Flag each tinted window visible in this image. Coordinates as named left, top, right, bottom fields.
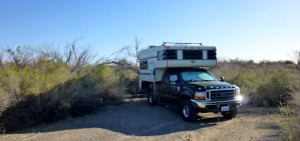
left=183, top=50, right=203, bottom=59
left=207, top=50, right=216, bottom=59
left=162, top=50, right=177, bottom=60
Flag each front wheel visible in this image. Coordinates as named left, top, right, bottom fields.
left=221, top=109, right=237, bottom=119
left=181, top=101, right=198, bottom=122
left=147, top=88, right=158, bottom=106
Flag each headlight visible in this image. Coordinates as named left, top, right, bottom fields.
left=234, top=86, right=243, bottom=101
left=236, top=89, right=240, bottom=96
left=194, top=92, right=206, bottom=100
left=236, top=95, right=243, bottom=101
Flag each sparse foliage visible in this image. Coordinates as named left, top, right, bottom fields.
left=66, top=39, right=93, bottom=74
left=98, top=38, right=142, bottom=73
left=6, top=46, right=32, bottom=70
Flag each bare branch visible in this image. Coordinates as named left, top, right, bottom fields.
left=6, top=46, right=32, bottom=69
left=29, top=45, right=63, bottom=64
left=65, top=38, right=92, bottom=74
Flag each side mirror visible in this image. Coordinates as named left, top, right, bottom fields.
left=220, top=76, right=225, bottom=82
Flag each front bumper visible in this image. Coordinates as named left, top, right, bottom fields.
left=190, top=99, right=241, bottom=113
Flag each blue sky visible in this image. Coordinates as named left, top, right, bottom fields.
left=0, top=0, right=299, bottom=62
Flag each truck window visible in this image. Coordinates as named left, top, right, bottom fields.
left=181, top=71, right=216, bottom=82
left=170, top=74, right=178, bottom=85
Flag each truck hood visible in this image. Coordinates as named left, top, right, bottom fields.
left=186, top=81, right=235, bottom=89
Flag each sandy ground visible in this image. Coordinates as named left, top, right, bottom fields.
left=0, top=98, right=281, bottom=141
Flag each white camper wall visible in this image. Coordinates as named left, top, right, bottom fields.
left=138, top=44, right=217, bottom=84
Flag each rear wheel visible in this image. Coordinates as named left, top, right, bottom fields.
left=181, top=100, right=198, bottom=122
left=221, top=109, right=237, bottom=119
left=147, top=88, right=158, bottom=106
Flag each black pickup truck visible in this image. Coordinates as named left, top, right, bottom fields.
left=146, top=68, right=242, bottom=121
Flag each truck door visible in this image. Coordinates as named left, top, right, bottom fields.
left=166, top=73, right=181, bottom=104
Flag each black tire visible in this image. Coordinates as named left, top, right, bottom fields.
left=147, top=88, right=158, bottom=106
left=181, top=100, right=198, bottom=122
left=221, top=109, right=237, bottom=119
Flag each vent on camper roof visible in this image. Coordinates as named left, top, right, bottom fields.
left=183, top=50, right=203, bottom=59
left=162, top=50, right=177, bottom=60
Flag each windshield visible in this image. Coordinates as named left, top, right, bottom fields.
left=181, top=71, right=217, bottom=82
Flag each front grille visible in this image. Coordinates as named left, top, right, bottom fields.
left=206, top=90, right=235, bottom=101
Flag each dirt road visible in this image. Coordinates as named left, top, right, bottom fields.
left=0, top=98, right=281, bottom=141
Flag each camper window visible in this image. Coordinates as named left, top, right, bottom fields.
left=140, top=60, right=148, bottom=70
left=183, top=50, right=203, bottom=59
left=162, top=50, right=177, bottom=60
left=157, top=51, right=161, bottom=61
left=207, top=50, right=217, bottom=59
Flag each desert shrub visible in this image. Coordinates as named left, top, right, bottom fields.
left=216, top=62, right=300, bottom=106
left=277, top=72, right=300, bottom=140
left=70, top=92, right=101, bottom=117
left=0, top=94, right=70, bottom=133
left=278, top=91, right=300, bottom=141
left=257, top=71, right=295, bottom=106
left=113, top=65, right=139, bottom=94
left=0, top=76, right=102, bottom=133
left=0, top=63, right=136, bottom=133
left=0, top=67, right=21, bottom=102
left=89, top=64, right=125, bottom=104
left=0, top=88, right=11, bottom=114
left=224, top=69, right=268, bottom=93
left=126, top=77, right=139, bottom=94
left=0, top=45, right=139, bottom=133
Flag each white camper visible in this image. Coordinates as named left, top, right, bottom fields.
left=139, top=42, right=217, bottom=90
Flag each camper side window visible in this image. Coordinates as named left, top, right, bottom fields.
left=140, top=60, right=148, bottom=70
left=207, top=50, right=217, bottom=59
left=162, top=50, right=177, bottom=60
left=157, top=51, right=161, bottom=61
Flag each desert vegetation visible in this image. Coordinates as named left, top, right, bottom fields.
left=0, top=42, right=299, bottom=140
left=0, top=42, right=138, bottom=133
left=214, top=57, right=300, bottom=140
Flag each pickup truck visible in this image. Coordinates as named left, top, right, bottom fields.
left=146, top=68, right=242, bottom=121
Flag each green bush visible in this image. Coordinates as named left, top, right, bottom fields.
left=278, top=91, right=300, bottom=141
left=0, top=62, right=137, bottom=133
left=0, top=45, right=141, bottom=133
left=89, top=64, right=126, bottom=104
left=217, top=62, right=299, bottom=106
left=224, top=69, right=268, bottom=93
left=257, top=71, right=297, bottom=106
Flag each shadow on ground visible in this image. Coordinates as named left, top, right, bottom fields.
left=10, top=99, right=229, bottom=136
